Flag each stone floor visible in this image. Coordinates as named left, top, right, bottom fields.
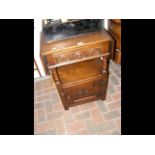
left=34, top=60, right=121, bottom=135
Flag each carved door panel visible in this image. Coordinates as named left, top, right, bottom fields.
left=63, top=80, right=95, bottom=105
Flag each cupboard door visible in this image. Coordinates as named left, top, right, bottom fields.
left=63, top=80, right=95, bottom=105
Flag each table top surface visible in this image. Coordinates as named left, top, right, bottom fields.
left=40, top=28, right=112, bottom=56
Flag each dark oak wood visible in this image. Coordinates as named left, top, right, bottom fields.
left=40, top=30, right=112, bottom=58
left=40, top=29, right=114, bottom=110
left=57, top=58, right=103, bottom=85
left=108, top=19, right=121, bottom=64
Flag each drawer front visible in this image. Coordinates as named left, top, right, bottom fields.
left=63, top=80, right=95, bottom=105
left=46, top=42, right=110, bottom=66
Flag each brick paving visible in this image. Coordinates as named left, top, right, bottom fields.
left=34, top=60, right=121, bottom=135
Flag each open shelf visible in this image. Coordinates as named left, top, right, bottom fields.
left=57, top=58, right=103, bottom=85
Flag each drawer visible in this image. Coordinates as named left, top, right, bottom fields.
left=46, top=42, right=110, bottom=66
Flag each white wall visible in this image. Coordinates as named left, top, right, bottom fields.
left=34, top=19, right=46, bottom=77
left=104, top=19, right=108, bottom=30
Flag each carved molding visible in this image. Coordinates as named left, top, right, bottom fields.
left=53, top=47, right=102, bottom=64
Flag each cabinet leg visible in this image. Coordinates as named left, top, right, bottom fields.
left=64, top=106, right=69, bottom=110
left=101, top=96, right=106, bottom=101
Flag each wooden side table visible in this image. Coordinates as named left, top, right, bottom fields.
left=40, top=29, right=114, bottom=110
